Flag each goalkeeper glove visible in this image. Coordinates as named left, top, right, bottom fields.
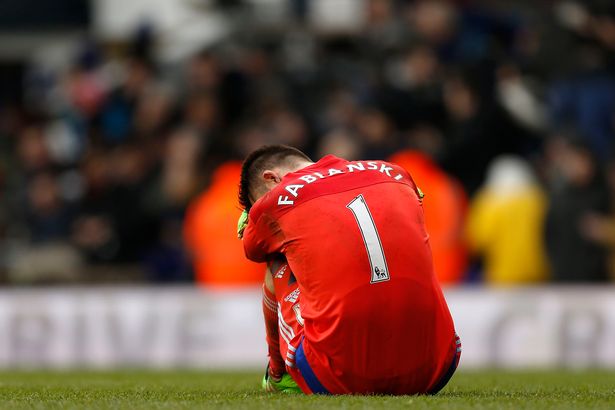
left=261, top=364, right=301, bottom=394
left=237, top=210, right=249, bottom=239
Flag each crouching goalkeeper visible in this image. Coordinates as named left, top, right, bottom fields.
left=238, top=145, right=461, bottom=395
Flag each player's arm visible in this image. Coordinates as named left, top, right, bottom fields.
left=241, top=211, right=283, bottom=263
left=262, top=266, right=301, bottom=394
left=262, top=267, right=285, bottom=380
left=238, top=212, right=284, bottom=374
left=241, top=214, right=301, bottom=393
left=243, top=216, right=270, bottom=262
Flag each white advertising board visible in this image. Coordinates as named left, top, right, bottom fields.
left=0, top=286, right=613, bottom=369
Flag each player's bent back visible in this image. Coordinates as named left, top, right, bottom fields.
left=243, top=155, right=459, bottom=394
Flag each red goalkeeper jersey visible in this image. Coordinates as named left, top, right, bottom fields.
left=244, top=155, right=457, bottom=394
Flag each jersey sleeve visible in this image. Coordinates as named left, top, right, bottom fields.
left=242, top=207, right=284, bottom=263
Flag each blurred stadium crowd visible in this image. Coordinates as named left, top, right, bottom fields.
left=0, top=0, right=615, bottom=286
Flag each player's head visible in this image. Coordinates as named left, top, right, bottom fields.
left=239, top=145, right=313, bottom=211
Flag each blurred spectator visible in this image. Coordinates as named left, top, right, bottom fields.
left=17, top=126, right=51, bottom=173
left=466, top=156, right=549, bottom=285
left=183, top=162, right=264, bottom=286
left=439, top=69, right=537, bottom=195
left=408, top=1, right=458, bottom=56
left=579, top=161, right=615, bottom=281
left=545, top=137, right=610, bottom=282
left=24, top=171, right=74, bottom=243
left=355, top=107, right=399, bottom=158
left=496, top=64, right=547, bottom=134
left=547, top=2, right=615, bottom=160
left=184, top=91, right=220, bottom=136
left=317, top=129, right=362, bottom=161
left=1, top=0, right=614, bottom=286
left=265, top=108, right=309, bottom=150
left=160, top=129, right=202, bottom=208
left=407, top=0, right=520, bottom=64
left=548, top=71, right=615, bottom=161
left=99, top=57, right=155, bottom=143
left=105, top=143, right=159, bottom=262
left=8, top=164, right=83, bottom=283
left=133, top=83, right=175, bottom=139
left=378, top=44, right=445, bottom=131
left=390, top=143, right=468, bottom=284
left=362, top=0, right=408, bottom=57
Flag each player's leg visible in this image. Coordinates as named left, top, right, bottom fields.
left=288, top=338, right=330, bottom=394
left=427, top=333, right=462, bottom=395
left=263, top=258, right=336, bottom=394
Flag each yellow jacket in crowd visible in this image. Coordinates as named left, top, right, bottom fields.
left=466, top=157, right=549, bottom=284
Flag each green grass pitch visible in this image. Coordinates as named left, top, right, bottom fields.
left=0, top=370, right=613, bottom=409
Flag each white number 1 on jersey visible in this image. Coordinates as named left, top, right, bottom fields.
left=347, top=194, right=390, bottom=283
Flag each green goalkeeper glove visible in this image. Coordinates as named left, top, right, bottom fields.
left=261, top=366, right=301, bottom=394
left=237, top=210, right=249, bottom=239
